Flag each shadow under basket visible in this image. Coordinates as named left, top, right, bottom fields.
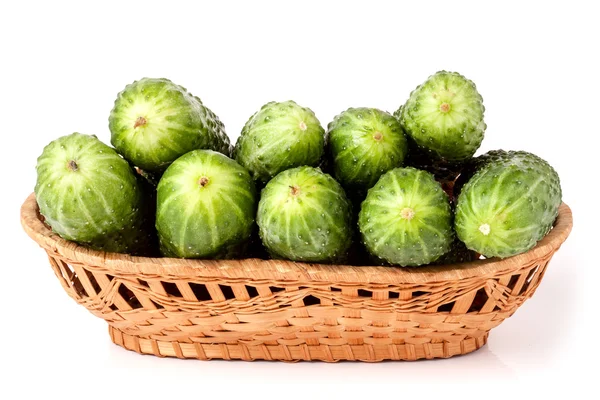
left=21, top=194, right=573, bottom=362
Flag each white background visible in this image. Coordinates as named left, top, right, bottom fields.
left=0, top=0, right=596, bottom=397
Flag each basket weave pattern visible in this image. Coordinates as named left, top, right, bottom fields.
left=21, top=194, right=572, bottom=362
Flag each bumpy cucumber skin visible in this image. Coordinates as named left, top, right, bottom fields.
left=453, top=149, right=513, bottom=197
left=35, top=133, right=152, bottom=255
left=234, top=101, right=325, bottom=184
left=156, top=150, right=257, bottom=259
left=395, top=71, right=486, bottom=161
left=327, top=107, right=408, bottom=194
left=109, top=78, right=231, bottom=172
left=455, top=150, right=562, bottom=258
left=358, top=167, right=453, bottom=266
left=257, top=166, right=353, bottom=263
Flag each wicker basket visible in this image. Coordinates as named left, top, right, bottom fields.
left=20, top=193, right=572, bottom=362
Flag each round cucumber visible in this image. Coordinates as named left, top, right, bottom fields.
left=35, top=133, right=152, bottom=254
left=396, top=71, right=486, bottom=161
left=109, top=78, right=231, bottom=172
left=156, top=150, right=257, bottom=258
left=257, top=166, right=352, bottom=262
left=327, top=107, right=408, bottom=193
left=358, top=167, right=453, bottom=266
left=234, top=101, right=325, bottom=184
left=455, top=150, right=562, bottom=258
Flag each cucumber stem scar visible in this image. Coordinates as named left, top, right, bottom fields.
left=290, top=185, right=300, bottom=196
left=440, top=103, right=451, bottom=113
left=479, top=223, right=491, bottom=235
left=67, top=160, right=78, bottom=171
left=400, top=207, right=415, bottom=220
left=373, top=132, right=383, bottom=141
left=298, top=121, right=307, bottom=131
left=134, top=116, right=147, bottom=128
left=198, top=176, right=210, bottom=187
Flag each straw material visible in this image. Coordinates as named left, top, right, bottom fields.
left=20, top=193, right=572, bottom=362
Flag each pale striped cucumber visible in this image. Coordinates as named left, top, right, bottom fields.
left=358, top=167, right=453, bottom=266
left=234, top=101, right=325, bottom=184
left=109, top=78, right=231, bottom=172
left=395, top=71, right=486, bottom=161
left=455, top=150, right=562, bottom=258
left=35, top=133, right=153, bottom=254
left=327, top=107, right=408, bottom=193
left=257, top=166, right=352, bottom=262
left=156, top=150, right=257, bottom=258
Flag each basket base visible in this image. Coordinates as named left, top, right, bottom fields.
left=108, top=326, right=488, bottom=362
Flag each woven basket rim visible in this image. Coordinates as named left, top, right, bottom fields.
left=20, top=193, right=573, bottom=284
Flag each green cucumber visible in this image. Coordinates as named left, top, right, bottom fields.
left=257, top=166, right=353, bottom=262
left=455, top=150, right=562, bottom=258
left=359, top=167, right=453, bottom=266
left=156, top=150, right=257, bottom=258
left=109, top=78, right=231, bottom=172
left=234, top=101, right=325, bottom=184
